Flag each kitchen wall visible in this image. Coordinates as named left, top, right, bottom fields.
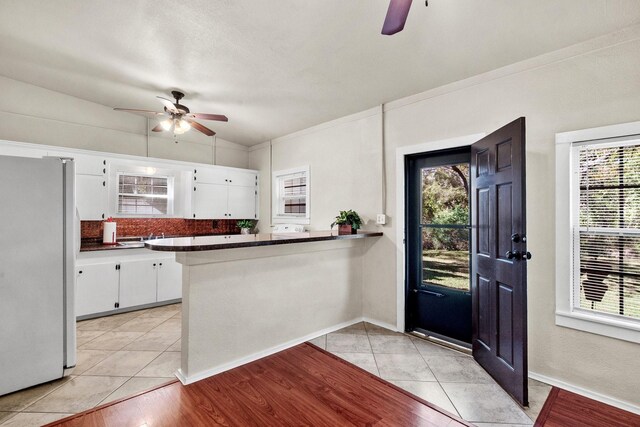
left=0, top=75, right=249, bottom=168
left=249, top=25, right=640, bottom=408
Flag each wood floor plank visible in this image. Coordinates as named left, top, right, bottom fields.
left=45, top=343, right=470, bottom=427
left=535, top=387, right=640, bottom=427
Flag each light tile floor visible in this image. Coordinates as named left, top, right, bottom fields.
left=0, top=306, right=550, bottom=427
left=0, top=303, right=181, bottom=427
left=308, top=322, right=552, bottom=426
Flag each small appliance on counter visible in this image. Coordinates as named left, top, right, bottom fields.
left=272, top=224, right=305, bottom=233
left=103, top=217, right=117, bottom=245
left=0, top=155, right=76, bottom=396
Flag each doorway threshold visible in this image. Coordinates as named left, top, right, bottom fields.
left=409, top=329, right=472, bottom=355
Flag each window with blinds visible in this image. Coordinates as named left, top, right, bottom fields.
left=117, top=174, right=171, bottom=215
left=574, top=143, right=640, bottom=322
left=272, top=166, right=310, bottom=223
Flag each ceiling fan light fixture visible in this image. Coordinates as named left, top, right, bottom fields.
left=159, top=118, right=172, bottom=131
left=177, top=119, right=191, bottom=132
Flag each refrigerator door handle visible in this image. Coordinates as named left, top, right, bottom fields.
left=62, top=159, right=77, bottom=368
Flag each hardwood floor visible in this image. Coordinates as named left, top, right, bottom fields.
left=44, top=343, right=471, bottom=426
left=535, top=387, right=640, bottom=427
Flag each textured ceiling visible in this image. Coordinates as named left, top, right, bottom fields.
left=0, top=0, right=639, bottom=145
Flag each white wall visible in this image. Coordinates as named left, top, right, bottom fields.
left=0, top=75, right=249, bottom=167
left=249, top=26, right=640, bottom=408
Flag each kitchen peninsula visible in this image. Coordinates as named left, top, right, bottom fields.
left=146, top=231, right=382, bottom=384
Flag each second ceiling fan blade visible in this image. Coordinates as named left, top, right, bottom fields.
left=186, top=119, right=216, bottom=136
left=151, top=124, right=164, bottom=132
left=382, top=0, right=413, bottom=35
left=187, top=113, right=229, bottom=122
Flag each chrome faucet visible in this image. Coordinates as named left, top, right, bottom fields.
left=148, top=233, right=154, bottom=240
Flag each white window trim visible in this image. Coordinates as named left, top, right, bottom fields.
left=272, top=165, right=310, bottom=225
left=555, top=120, right=640, bottom=344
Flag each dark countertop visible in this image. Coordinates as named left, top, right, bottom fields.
left=144, top=231, right=383, bottom=252
left=80, top=233, right=238, bottom=252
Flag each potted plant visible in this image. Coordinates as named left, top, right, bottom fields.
left=331, top=210, right=363, bottom=235
left=237, top=219, right=255, bottom=235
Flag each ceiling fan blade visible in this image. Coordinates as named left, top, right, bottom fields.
left=186, top=119, right=216, bottom=136
left=187, top=113, right=229, bottom=122
left=382, top=0, right=413, bottom=35
left=157, top=96, right=178, bottom=113
left=151, top=124, right=164, bottom=132
left=114, top=108, right=164, bottom=117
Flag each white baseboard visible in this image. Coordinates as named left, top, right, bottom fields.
left=362, top=316, right=398, bottom=332
left=177, top=317, right=364, bottom=385
left=529, top=371, right=640, bottom=415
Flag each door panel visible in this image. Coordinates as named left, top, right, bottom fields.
left=76, top=263, right=119, bottom=316
left=119, top=260, right=157, bottom=308
left=157, top=258, right=182, bottom=301
left=192, top=182, right=228, bottom=219
left=76, top=174, right=107, bottom=220
left=228, top=185, right=256, bottom=219
left=471, top=117, right=528, bottom=406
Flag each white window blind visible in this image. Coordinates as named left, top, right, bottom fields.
left=117, top=174, right=170, bottom=215
left=574, top=143, right=640, bottom=322
left=272, top=166, right=310, bottom=224
left=280, top=172, right=307, bottom=215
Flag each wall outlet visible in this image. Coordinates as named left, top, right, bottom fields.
left=376, top=214, right=387, bottom=225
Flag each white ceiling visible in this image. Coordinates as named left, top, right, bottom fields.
left=0, top=0, right=639, bottom=146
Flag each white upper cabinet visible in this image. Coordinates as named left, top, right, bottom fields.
left=0, top=140, right=258, bottom=221
left=76, top=174, right=107, bottom=220
left=192, top=183, right=228, bottom=219
left=228, top=185, right=257, bottom=219
left=70, top=154, right=108, bottom=176
left=190, top=167, right=258, bottom=219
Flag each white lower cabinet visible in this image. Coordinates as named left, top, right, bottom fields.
left=157, top=260, right=182, bottom=301
left=76, top=262, right=120, bottom=317
left=119, top=260, right=158, bottom=309
left=76, top=250, right=182, bottom=318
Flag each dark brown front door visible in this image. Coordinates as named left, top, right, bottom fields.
left=471, top=117, right=529, bottom=406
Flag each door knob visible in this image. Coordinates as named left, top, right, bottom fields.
left=523, top=251, right=532, bottom=260
left=506, top=250, right=522, bottom=260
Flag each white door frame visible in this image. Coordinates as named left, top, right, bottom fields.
left=394, top=133, right=486, bottom=332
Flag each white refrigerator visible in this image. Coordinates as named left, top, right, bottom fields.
left=0, top=155, right=76, bottom=396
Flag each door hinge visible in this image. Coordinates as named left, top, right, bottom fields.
left=115, top=264, right=121, bottom=270
left=114, top=302, right=120, bottom=308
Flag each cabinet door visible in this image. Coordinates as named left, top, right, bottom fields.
left=192, top=182, right=228, bottom=219
left=119, top=260, right=158, bottom=309
left=76, top=174, right=108, bottom=220
left=76, top=263, right=119, bottom=317
left=72, top=154, right=107, bottom=176
left=227, top=185, right=256, bottom=219
left=227, top=170, right=257, bottom=187
left=157, top=259, right=182, bottom=301
left=193, top=167, right=228, bottom=185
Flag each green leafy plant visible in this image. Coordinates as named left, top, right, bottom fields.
left=237, top=219, right=255, bottom=229
left=330, top=210, right=363, bottom=230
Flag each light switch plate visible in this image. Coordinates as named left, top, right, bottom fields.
left=376, top=214, right=387, bottom=225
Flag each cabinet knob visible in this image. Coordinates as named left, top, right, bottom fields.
left=153, top=263, right=156, bottom=267
left=193, top=214, right=196, bottom=218
left=78, top=270, right=83, bottom=274
left=159, top=263, right=163, bottom=266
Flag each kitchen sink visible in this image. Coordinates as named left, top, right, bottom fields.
left=117, top=241, right=146, bottom=248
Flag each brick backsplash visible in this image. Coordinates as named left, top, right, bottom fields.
left=81, top=218, right=240, bottom=239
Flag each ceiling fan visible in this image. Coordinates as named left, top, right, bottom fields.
left=382, top=0, right=426, bottom=35
left=114, top=91, right=228, bottom=136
